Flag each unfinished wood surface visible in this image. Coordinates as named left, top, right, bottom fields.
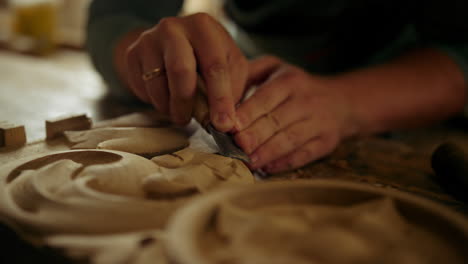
left=1, top=110, right=468, bottom=264
left=0, top=122, right=26, bottom=148
left=0, top=121, right=254, bottom=264
left=0, top=147, right=253, bottom=234
left=46, top=230, right=168, bottom=264
left=46, top=114, right=92, bottom=139
left=0, top=111, right=173, bottom=165
left=147, top=147, right=253, bottom=198
left=0, top=111, right=255, bottom=264
left=167, top=181, right=468, bottom=264
left=64, top=127, right=190, bottom=157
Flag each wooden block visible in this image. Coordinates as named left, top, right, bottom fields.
left=0, top=122, right=27, bottom=148
left=46, top=114, right=92, bottom=140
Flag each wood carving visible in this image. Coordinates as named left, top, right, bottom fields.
left=1, top=150, right=178, bottom=233
left=46, top=231, right=168, bottom=264
left=0, top=129, right=254, bottom=263
left=64, top=127, right=189, bottom=157
left=46, top=114, right=92, bottom=139
left=0, top=122, right=26, bottom=148
left=166, top=181, right=468, bottom=264
left=2, top=111, right=468, bottom=264
left=147, top=148, right=253, bottom=197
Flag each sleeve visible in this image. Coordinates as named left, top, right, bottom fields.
left=413, top=0, right=468, bottom=84
left=86, top=0, right=184, bottom=97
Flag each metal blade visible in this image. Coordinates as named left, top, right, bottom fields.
left=206, top=124, right=250, bottom=163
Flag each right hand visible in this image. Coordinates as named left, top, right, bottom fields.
left=124, top=13, right=248, bottom=132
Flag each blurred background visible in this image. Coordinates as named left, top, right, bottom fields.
left=0, top=0, right=90, bottom=53
left=0, top=0, right=218, bottom=141
left=0, top=0, right=104, bottom=142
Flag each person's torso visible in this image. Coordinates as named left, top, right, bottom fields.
left=225, top=0, right=414, bottom=73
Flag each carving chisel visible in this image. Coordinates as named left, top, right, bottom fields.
left=193, top=78, right=250, bottom=163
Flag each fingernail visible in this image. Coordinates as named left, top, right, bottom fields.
left=215, top=112, right=233, bottom=131
left=243, top=134, right=257, bottom=155
left=235, top=118, right=243, bottom=131
left=250, top=153, right=259, bottom=165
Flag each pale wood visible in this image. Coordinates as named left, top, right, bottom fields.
left=64, top=127, right=189, bottom=157
left=0, top=122, right=26, bottom=148
left=45, top=114, right=92, bottom=139
left=0, top=112, right=190, bottom=164
left=46, top=230, right=169, bottom=264
left=2, top=110, right=467, bottom=264
left=0, top=146, right=254, bottom=263
left=147, top=147, right=254, bottom=197
left=166, top=180, right=468, bottom=264
left=0, top=136, right=72, bottom=165
left=0, top=111, right=255, bottom=264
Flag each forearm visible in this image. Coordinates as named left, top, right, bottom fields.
left=329, top=48, right=467, bottom=135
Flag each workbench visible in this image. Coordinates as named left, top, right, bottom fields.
left=1, top=50, right=467, bottom=263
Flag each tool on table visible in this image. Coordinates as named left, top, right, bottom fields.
left=431, top=142, right=468, bottom=203
left=193, top=78, right=250, bottom=163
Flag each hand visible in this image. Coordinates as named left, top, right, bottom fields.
left=234, top=56, right=357, bottom=173
left=124, top=13, right=248, bottom=132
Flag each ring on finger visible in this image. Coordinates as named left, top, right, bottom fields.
left=142, top=67, right=165, bottom=81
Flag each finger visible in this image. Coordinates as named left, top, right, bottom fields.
left=145, top=71, right=170, bottom=114
left=197, top=14, right=247, bottom=105
left=163, top=30, right=197, bottom=125
left=187, top=13, right=235, bottom=132
left=249, top=119, right=319, bottom=169
left=235, top=98, right=309, bottom=154
left=247, top=55, right=282, bottom=87
left=264, top=137, right=338, bottom=173
left=235, top=71, right=291, bottom=131
left=228, top=48, right=249, bottom=105
left=125, top=44, right=151, bottom=103
left=139, top=33, right=170, bottom=114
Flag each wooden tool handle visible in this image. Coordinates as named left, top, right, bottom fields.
left=193, top=78, right=210, bottom=127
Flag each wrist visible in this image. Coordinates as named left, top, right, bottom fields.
left=315, top=75, right=362, bottom=140
left=322, top=48, right=468, bottom=136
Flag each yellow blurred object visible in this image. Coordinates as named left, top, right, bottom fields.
left=11, top=0, right=58, bottom=55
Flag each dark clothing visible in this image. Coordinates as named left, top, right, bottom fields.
left=87, top=0, right=468, bottom=95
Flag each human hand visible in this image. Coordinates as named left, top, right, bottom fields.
left=124, top=13, right=248, bottom=132
left=234, top=56, right=357, bottom=173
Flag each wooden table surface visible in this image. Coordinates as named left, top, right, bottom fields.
left=0, top=49, right=147, bottom=142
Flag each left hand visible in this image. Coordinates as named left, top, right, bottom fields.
left=234, top=56, right=357, bottom=173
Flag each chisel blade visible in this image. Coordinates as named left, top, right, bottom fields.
left=206, top=124, right=250, bottom=163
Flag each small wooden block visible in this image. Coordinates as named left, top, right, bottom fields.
left=0, top=122, right=27, bottom=148
left=46, top=114, right=92, bottom=140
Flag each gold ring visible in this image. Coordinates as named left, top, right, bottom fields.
left=142, top=67, right=165, bottom=81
